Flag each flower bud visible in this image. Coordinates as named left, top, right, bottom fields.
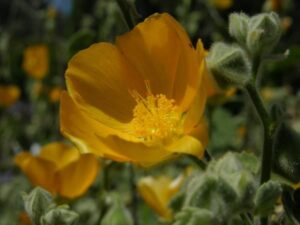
left=207, top=43, right=251, bottom=86
left=254, top=181, right=282, bottom=216
left=23, top=187, right=53, bottom=225
left=173, top=208, right=215, bottom=225
left=101, top=195, right=133, bottom=225
left=229, top=13, right=250, bottom=45
left=246, top=12, right=282, bottom=57
left=41, top=206, right=79, bottom=225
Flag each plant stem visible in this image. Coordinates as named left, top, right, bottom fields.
left=245, top=81, right=274, bottom=184
left=116, top=0, right=139, bottom=30
left=245, top=80, right=277, bottom=225
left=188, top=155, right=207, bottom=170
left=129, top=164, right=139, bottom=225
left=241, top=213, right=253, bottom=225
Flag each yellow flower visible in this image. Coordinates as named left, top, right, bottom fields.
left=60, top=13, right=208, bottom=167
left=265, top=0, right=282, bottom=11
left=23, top=45, right=49, bottom=79
left=137, top=175, right=184, bottom=220
left=211, top=0, right=233, bottom=10
left=19, top=212, right=31, bottom=225
left=49, top=86, right=63, bottom=103
left=0, top=85, right=20, bottom=107
left=14, top=142, right=99, bottom=199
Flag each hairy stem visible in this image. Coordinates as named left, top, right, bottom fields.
left=245, top=80, right=276, bottom=225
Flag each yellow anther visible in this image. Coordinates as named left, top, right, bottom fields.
left=130, top=86, right=183, bottom=146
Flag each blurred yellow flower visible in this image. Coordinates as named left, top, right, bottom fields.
left=211, top=0, right=233, bottom=9
left=0, top=85, right=20, bottom=107
left=23, top=45, right=49, bottom=79
left=264, top=0, right=282, bottom=11
left=19, top=212, right=31, bottom=225
left=60, top=13, right=208, bottom=167
left=137, top=175, right=184, bottom=220
left=49, top=86, right=63, bottom=103
left=14, top=142, right=99, bottom=199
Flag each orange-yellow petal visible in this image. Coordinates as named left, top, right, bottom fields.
left=61, top=92, right=169, bottom=166
left=66, top=42, right=144, bottom=124
left=39, top=142, right=79, bottom=169
left=116, top=13, right=201, bottom=111
left=188, top=119, right=209, bottom=147
left=57, top=154, right=99, bottom=198
left=166, top=135, right=205, bottom=159
left=138, top=176, right=173, bottom=220
left=162, top=14, right=203, bottom=111
left=183, top=56, right=207, bottom=132
left=60, top=92, right=138, bottom=161
left=15, top=152, right=57, bottom=194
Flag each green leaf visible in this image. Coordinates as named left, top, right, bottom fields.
left=282, top=186, right=300, bottom=225
left=209, top=108, right=243, bottom=157
left=101, top=194, right=133, bottom=225
left=273, top=123, right=300, bottom=182
left=173, top=208, right=216, bottom=225
left=254, top=181, right=282, bottom=216
left=22, top=187, right=53, bottom=225
left=41, top=206, right=79, bottom=225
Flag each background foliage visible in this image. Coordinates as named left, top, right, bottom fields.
left=0, top=0, right=300, bottom=225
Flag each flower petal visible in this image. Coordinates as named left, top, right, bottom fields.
left=116, top=13, right=182, bottom=99
left=183, top=61, right=207, bottom=132
left=60, top=92, right=133, bottom=161
left=188, top=119, right=209, bottom=147
left=15, top=152, right=57, bottom=194
left=162, top=14, right=203, bottom=111
left=166, top=135, right=205, bottom=159
left=66, top=42, right=144, bottom=124
left=39, top=142, right=79, bottom=170
left=138, top=176, right=173, bottom=219
left=99, top=136, right=173, bottom=167
left=57, top=154, right=99, bottom=198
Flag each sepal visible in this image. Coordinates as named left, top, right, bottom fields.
left=254, top=180, right=282, bottom=216
left=207, top=43, right=251, bottom=86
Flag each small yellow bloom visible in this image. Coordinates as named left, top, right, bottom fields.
left=60, top=13, right=208, bottom=166
left=23, top=45, right=49, bottom=79
left=19, top=212, right=31, bottom=225
left=137, top=175, right=184, bottom=220
left=14, top=142, right=99, bottom=199
left=211, top=0, right=233, bottom=10
left=293, top=183, right=300, bottom=190
left=49, top=86, right=63, bottom=103
left=0, top=85, right=20, bottom=107
left=265, top=0, right=282, bottom=11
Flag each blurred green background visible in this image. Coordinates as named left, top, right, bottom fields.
left=0, top=0, right=300, bottom=224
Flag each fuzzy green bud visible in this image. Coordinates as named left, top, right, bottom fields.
left=246, top=12, right=282, bottom=57
left=254, top=181, right=282, bottom=216
left=41, top=206, right=79, bottom=225
left=207, top=43, right=251, bottom=86
left=23, top=187, right=53, bottom=225
left=101, top=197, right=133, bottom=225
left=229, top=13, right=249, bottom=45
left=173, top=208, right=216, bottom=225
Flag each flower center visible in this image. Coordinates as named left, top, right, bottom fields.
left=130, top=83, right=183, bottom=146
